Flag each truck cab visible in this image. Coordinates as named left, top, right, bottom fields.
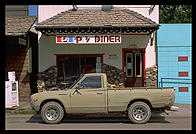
left=69, top=73, right=108, bottom=113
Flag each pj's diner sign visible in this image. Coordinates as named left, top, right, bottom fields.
left=56, top=35, right=121, bottom=44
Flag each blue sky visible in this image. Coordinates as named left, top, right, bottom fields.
left=28, top=5, right=38, bottom=24
left=28, top=5, right=37, bottom=16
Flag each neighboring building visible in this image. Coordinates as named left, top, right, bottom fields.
left=35, top=5, right=159, bottom=89
left=5, top=5, right=29, bottom=16
left=157, top=24, right=192, bottom=104
left=5, top=5, right=38, bottom=103
left=6, top=5, right=37, bottom=17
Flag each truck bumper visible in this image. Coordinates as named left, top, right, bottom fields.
left=30, top=96, right=34, bottom=109
left=30, top=96, right=40, bottom=111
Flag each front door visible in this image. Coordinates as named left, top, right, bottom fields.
left=123, top=50, right=144, bottom=87
left=70, top=75, right=107, bottom=113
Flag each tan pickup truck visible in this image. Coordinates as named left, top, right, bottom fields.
left=30, top=73, right=175, bottom=124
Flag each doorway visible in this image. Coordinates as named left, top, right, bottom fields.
left=122, top=49, right=145, bottom=87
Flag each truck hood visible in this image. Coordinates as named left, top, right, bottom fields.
left=31, top=89, right=71, bottom=99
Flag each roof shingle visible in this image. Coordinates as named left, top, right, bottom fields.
left=5, top=16, right=37, bottom=36
left=36, top=8, right=159, bottom=29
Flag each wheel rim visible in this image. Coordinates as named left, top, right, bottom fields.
left=45, top=105, right=60, bottom=121
left=132, top=105, right=148, bottom=121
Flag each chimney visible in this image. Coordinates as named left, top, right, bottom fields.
left=101, top=5, right=113, bottom=11
left=72, top=5, right=78, bottom=11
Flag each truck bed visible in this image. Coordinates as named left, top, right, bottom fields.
left=107, top=87, right=175, bottom=112
left=107, top=87, right=174, bottom=90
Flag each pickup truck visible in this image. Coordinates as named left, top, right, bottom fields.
left=30, top=73, right=175, bottom=124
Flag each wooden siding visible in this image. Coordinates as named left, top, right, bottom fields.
left=5, top=5, right=28, bottom=16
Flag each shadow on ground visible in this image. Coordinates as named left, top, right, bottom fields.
left=26, top=113, right=170, bottom=124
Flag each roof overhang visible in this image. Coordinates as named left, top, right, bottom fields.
left=35, top=25, right=159, bottom=36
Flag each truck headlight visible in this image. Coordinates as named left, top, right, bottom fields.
left=33, top=98, right=38, bottom=102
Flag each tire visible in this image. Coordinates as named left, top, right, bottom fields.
left=41, top=101, right=64, bottom=124
left=128, top=101, right=151, bottom=124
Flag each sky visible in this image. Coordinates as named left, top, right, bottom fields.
left=28, top=5, right=38, bottom=24
left=28, top=5, right=37, bottom=16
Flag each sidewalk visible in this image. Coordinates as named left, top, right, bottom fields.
left=7, top=101, right=192, bottom=119
left=166, top=103, right=192, bottom=118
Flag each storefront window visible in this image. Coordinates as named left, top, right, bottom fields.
left=57, top=55, right=102, bottom=84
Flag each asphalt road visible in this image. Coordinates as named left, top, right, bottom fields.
left=5, top=104, right=192, bottom=130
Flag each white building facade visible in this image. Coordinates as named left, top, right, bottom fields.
left=36, top=5, right=159, bottom=88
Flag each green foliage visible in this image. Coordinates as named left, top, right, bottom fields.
left=6, top=109, right=37, bottom=114
left=159, top=5, right=192, bottom=23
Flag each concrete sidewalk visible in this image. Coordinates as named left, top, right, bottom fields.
left=166, top=103, right=192, bottom=118
left=8, top=102, right=192, bottom=119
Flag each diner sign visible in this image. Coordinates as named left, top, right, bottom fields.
left=56, top=35, right=121, bottom=44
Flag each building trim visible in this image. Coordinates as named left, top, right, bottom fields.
left=178, top=72, right=189, bottom=77
left=178, top=56, right=188, bottom=62
left=55, top=53, right=104, bottom=67
left=179, top=87, right=189, bottom=92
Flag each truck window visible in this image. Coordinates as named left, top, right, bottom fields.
left=79, top=76, right=102, bottom=89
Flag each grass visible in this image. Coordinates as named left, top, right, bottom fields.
left=6, top=108, right=37, bottom=114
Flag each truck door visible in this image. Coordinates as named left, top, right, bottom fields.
left=70, top=75, right=107, bottom=113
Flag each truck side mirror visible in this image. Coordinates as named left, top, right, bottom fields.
left=76, top=83, right=81, bottom=89
left=72, top=83, right=81, bottom=95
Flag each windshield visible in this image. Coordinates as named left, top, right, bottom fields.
left=69, top=74, right=84, bottom=89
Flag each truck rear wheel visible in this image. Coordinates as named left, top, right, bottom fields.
left=41, top=101, right=64, bottom=124
left=128, top=101, right=151, bottom=124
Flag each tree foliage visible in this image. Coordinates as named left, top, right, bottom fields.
left=159, top=5, right=192, bottom=23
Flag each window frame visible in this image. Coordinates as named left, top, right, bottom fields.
left=135, top=53, right=142, bottom=77
left=78, top=76, right=103, bottom=89
left=125, top=53, right=133, bottom=77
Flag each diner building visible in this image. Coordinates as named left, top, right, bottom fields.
left=35, top=5, right=159, bottom=89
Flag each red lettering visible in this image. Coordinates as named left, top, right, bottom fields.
left=95, top=36, right=100, bottom=42
left=76, top=36, right=82, bottom=43
left=115, top=36, right=120, bottom=42
left=57, top=36, right=62, bottom=43
left=101, top=36, right=104, bottom=42
left=109, top=36, right=114, bottom=42
left=85, top=36, right=90, bottom=43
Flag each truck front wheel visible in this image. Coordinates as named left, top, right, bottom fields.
left=41, top=101, right=64, bottom=124
left=128, top=101, right=151, bottom=124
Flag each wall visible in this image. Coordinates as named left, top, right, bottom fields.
left=5, top=37, right=31, bottom=102
left=38, top=34, right=151, bottom=72
left=5, top=5, right=28, bottom=16
left=157, top=24, right=192, bottom=104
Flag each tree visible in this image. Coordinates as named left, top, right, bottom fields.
left=159, top=5, right=192, bottom=23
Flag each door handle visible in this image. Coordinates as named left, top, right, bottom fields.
left=96, top=92, right=103, bottom=95
left=124, top=66, right=126, bottom=72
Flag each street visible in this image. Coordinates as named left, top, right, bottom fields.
left=5, top=104, right=191, bottom=130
